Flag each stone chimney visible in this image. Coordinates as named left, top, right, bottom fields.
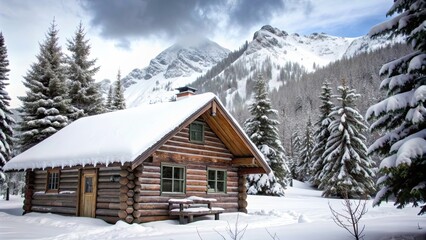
left=176, top=86, right=197, bottom=100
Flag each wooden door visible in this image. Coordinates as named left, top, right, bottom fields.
left=79, top=169, right=97, bottom=217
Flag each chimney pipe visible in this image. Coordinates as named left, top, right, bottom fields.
left=176, top=86, right=197, bottom=100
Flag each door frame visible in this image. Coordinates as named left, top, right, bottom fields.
left=77, top=168, right=98, bottom=217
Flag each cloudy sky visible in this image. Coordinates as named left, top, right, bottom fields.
left=1, top=0, right=392, bottom=107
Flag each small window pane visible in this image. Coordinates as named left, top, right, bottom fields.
left=217, top=182, right=225, bottom=192
left=174, top=180, right=184, bottom=192
left=208, top=170, right=215, bottom=180
left=162, top=179, right=172, bottom=192
left=85, top=177, right=93, bottom=193
left=163, top=166, right=172, bottom=178
left=174, top=167, right=183, bottom=179
left=217, top=171, right=225, bottom=180
left=208, top=180, right=215, bottom=189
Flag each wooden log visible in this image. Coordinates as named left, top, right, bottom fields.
left=127, top=173, right=135, bottom=181
left=120, top=185, right=129, bottom=193
left=134, top=191, right=160, bottom=198
left=126, top=181, right=135, bottom=189
left=96, top=215, right=120, bottom=224
left=96, top=208, right=119, bottom=216
left=97, top=197, right=120, bottom=203
left=137, top=178, right=160, bottom=185
left=126, top=198, right=134, bottom=206
left=98, top=182, right=120, bottom=189
left=142, top=165, right=160, bottom=173
left=140, top=172, right=160, bottom=179
left=96, top=202, right=121, bottom=210
left=98, top=189, right=120, bottom=197
left=137, top=209, right=168, bottom=216
left=186, top=174, right=207, bottom=181
left=133, top=195, right=170, bottom=203
left=133, top=209, right=143, bottom=218
left=238, top=200, right=247, bottom=208
left=125, top=207, right=134, bottom=214
left=126, top=190, right=135, bottom=198
left=133, top=202, right=169, bottom=210
left=134, top=170, right=144, bottom=178
left=140, top=184, right=160, bottom=191
left=119, top=169, right=129, bottom=177
left=119, top=177, right=129, bottom=185
left=186, top=180, right=207, bottom=186
left=32, top=199, right=76, bottom=207
left=32, top=193, right=77, bottom=200
left=134, top=185, right=142, bottom=193
left=31, top=206, right=76, bottom=215
left=118, top=210, right=128, bottom=219
left=238, top=192, right=247, bottom=200
left=125, top=215, right=134, bottom=223
left=186, top=186, right=206, bottom=192
left=119, top=194, right=128, bottom=202
left=120, top=202, right=128, bottom=210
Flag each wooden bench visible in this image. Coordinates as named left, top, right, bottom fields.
left=168, top=196, right=225, bottom=224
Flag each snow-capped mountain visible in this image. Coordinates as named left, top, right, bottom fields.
left=121, top=25, right=400, bottom=109
left=121, top=38, right=229, bottom=107
left=246, top=25, right=354, bottom=71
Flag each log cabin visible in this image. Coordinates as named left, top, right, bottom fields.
left=4, top=88, right=271, bottom=224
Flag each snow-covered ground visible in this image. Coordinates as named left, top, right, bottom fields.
left=0, top=181, right=424, bottom=240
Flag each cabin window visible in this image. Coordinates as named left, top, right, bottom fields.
left=46, top=169, right=60, bottom=192
left=207, top=169, right=226, bottom=193
left=189, top=121, right=204, bottom=143
left=161, top=165, right=185, bottom=193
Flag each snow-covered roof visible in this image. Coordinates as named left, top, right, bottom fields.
left=5, top=93, right=270, bottom=172
left=5, top=93, right=215, bottom=170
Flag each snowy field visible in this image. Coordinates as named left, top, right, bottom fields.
left=0, top=181, right=424, bottom=240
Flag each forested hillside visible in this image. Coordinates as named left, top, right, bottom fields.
left=194, top=43, right=412, bottom=153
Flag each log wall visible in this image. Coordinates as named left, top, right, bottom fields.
left=31, top=169, right=79, bottom=216
left=95, top=166, right=121, bottom=223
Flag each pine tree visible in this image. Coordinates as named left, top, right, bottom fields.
left=244, top=73, right=290, bottom=196
left=366, top=0, right=426, bottom=214
left=67, top=22, right=104, bottom=118
left=112, top=70, right=126, bottom=110
left=311, top=81, right=334, bottom=187
left=18, top=21, right=72, bottom=151
left=321, top=83, right=375, bottom=198
left=106, top=85, right=113, bottom=111
left=295, top=118, right=314, bottom=182
left=0, top=32, right=14, bottom=176
left=288, top=130, right=301, bottom=179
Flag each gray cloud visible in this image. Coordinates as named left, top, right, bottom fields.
left=80, top=0, right=311, bottom=48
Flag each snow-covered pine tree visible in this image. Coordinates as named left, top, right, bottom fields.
left=18, top=21, right=72, bottom=151
left=311, top=81, right=334, bottom=187
left=106, top=85, right=113, bottom=111
left=244, top=73, right=290, bottom=196
left=295, top=117, right=314, bottom=182
left=288, top=130, right=301, bottom=179
left=67, top=22, right=105, bottom=118
left=321, top=82, right=375, bottom=198
left=366, top=0, right=426, bottom=214
left=112, top=70, right=126, bottom=110
left=0, top=32, right=14, bottom=178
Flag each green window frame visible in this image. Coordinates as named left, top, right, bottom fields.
left=189, top=121, right=204, bottom=143
left=161, top=164, right=186, bottom=194
left=207, top=169, right=227, bottom=193
left=46, top=169, right=60, bottom=192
